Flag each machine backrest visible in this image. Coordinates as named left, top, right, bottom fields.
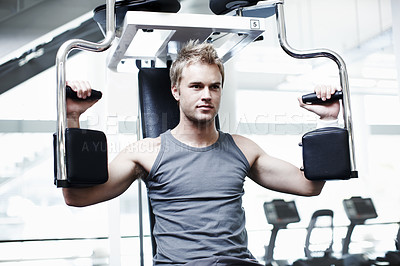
left=138, top=66, right=180, bottom=138
left=137, top=64, right=177, bottom=256
left=209, top=0, right=262, bottom=15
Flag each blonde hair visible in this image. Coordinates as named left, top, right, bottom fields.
left=170, top=40, right=224, bottom=88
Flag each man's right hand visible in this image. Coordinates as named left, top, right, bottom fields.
left=66, top=80, right=100, bottom=128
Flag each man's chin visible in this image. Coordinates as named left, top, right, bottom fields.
left=189, top=115, right=216, bottom=125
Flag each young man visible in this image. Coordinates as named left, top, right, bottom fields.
left=64, top=41, right=340, bottom=265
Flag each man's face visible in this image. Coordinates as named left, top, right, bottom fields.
left=172, top=62, right=222, bottom=125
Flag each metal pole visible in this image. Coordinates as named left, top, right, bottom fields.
left=136, top=107, right=145, bottom=266
left=55, top=0, right=116, bottom=186
left=275, top=3, right=357, bottom=177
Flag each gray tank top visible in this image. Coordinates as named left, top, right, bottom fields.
left=145, top=130, right=254, bottom=265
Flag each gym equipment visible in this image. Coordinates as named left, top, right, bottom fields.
left=301, top=91, right=343, bottom=105
left=300, top=89, right=354, bottom=181
left=105, top=7, right=266, bottom=69
left=374, top=225, right=400, bottom=265
left=53, top=86, right=106, bottom=186
left=293, top=209, right=343, bottom=266
left=376, top=251, right=400, bottom=265
left=341, top=196, right=378, bottom=266
left=342, top=196, right=378, bottom=256
left=301, top=126, right=352, bottom=181
left=278, top=0, right=357, bottom=181
left=137, top=63, right=178, bottom=257
left=93, top=0, right=181, bottom=36
left=209, top=0, right=276, bottom=18
left=54, top=0, right=116, bottom=187
left=102, top=0, right=357, bottom=182
left=274, top=0, right=357, bottom=181
left=213, top=0, right=359, bottom=181
left=54, top=0, right=359, bottom=263
left=65, top=85, right=103, bottom=101
left=263, top=199, right=300, bottom=265
left=305, top=210, right=335, bottom=259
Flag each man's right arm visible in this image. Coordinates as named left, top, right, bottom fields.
left=62, top=81, right=148, bottom=207
left=62, top=144, right=147, bottom=207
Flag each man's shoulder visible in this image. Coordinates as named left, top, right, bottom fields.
left=134, top=136, right=161, bottom=154
left=229, top=134, right=263, bottom=166
left=230, top=134, right=255, bottom=146
left=122, top=137, right=161, bottom=173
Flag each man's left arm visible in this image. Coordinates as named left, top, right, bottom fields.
left=236, top=136, right=325, bottom=196
left=238, top=85, right=341, bottom=196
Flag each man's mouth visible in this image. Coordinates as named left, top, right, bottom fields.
left=197, top=105, right=213, bottom=110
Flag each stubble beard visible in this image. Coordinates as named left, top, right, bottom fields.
left=182, top=108, right=217, bottom=128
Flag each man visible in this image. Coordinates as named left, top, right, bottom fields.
left=63, top=41, right=340, bottom=265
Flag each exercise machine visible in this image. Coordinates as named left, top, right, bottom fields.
left=263, top=199, right=300, bottom=265
left=293, top=209, right=343, bottom=266
left=342, top=196, right=378, bottom=256
left=53, top=0, right=359, bottom=188
left=374, top=223, right=400, bottom=265
left=53, top=0, right=359, bottom=264
left=341, top=196, right=378, bottom=266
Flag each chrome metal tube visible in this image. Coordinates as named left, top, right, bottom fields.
left=55, top=0, right=116, bottom=184
left=275, top=3, right=357, bottom=175
left=137, top=102, right=144, bottom=266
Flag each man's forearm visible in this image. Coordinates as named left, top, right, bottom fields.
left=67, top=113, right=80, bottom=128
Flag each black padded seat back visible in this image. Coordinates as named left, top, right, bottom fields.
left=137, top=65, right=177, bottom=256
left=138, top=66, right=180, bottom=139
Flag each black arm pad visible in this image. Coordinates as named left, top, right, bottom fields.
left=53, top=128, right=108, bottom=187
left=302, top=127, right=352, bottom=180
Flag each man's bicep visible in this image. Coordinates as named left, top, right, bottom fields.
left=248, top=152, right=283, bottom=187
left=109, top=150, right=145, bottom=186
left=248, top=152, right=313, bottom=195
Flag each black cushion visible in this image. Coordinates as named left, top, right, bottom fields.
left=138, top=65, right=180, bottom=138
left=53, top=128, right=108, bottom=187
left=93, top=0, right=181, bottom=35
left=209, top=0, right=262, bottom=15
left=302, top=127, right=351, bottom=180
left=137, top=64, right=177, bottom=256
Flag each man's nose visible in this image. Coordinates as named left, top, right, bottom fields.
left=201, top=87, right=211, bottom=100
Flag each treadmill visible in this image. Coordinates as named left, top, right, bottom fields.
left=341, top=196, right=378, bottom=266
left=263, top=199, right=301, bottom=266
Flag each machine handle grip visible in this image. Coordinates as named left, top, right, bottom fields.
left=302, top=91, right=343, bottom=104
left=66, top=85, right=103, bottom=101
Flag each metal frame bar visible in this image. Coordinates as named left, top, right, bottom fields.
left=275, top=3, right=358, bottom=177
left=136, top=85, right=145, bottom=266
left=55, top=0, right=116, bottom=186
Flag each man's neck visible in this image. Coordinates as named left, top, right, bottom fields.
left=171, top=120, right=219, bottom=148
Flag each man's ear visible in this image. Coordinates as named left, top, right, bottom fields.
left=171, top=85, right=180, bottom=101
